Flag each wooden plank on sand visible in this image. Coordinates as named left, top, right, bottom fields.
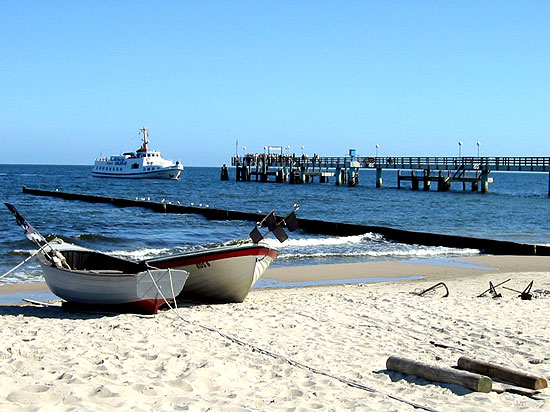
left=457, top=356, right=548, bottom=390
left=386, top=356, right=492, bottom=393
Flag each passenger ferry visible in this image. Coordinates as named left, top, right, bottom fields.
left=92, top=127, right=183, bottom=179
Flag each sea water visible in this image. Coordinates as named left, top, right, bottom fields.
left=1, top=164, right=550, bottom=286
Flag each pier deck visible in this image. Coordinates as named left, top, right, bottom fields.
left=230, top=154, right=550, bottom=195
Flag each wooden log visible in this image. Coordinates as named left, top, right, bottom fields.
left=457, top=357, right=548, bottom=390
left=386, top=356, right=492, bottom=393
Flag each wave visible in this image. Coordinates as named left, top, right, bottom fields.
left=75, top=234, right=127, bottom=242
left=261, top=233, right=383, bottom=249
left=276, top=247, right=480, bottom=260
left=10, top=249, right=39, bottom=257
left=108, top=248, right=173, bottom=261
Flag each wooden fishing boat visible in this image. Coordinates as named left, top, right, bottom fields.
left=5, top=203, right=297, bottom=306
left=36, top=240, right=188, bottom=314
left=145, top=242, right=278, bottom=303
left=144, top=207, right=300, bottom=303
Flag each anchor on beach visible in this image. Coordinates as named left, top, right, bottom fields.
left=414, top=282, right=449, bottom=297
left=502, top=280, right=535, bottom=300
left=477, top=278, right=511, bottom=298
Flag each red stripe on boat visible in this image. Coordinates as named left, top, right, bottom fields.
left=133, top=298, right=169, bottom=314
left=149, top=246, right=278, bottom=269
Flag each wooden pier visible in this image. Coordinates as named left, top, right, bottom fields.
left=230, top=153, right=550, bottom=195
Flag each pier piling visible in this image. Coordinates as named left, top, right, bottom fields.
left=376, top=168, right=383, bottom=188
left=423, top=169, right=431, bottom=191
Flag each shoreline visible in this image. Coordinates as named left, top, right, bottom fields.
left=265, top=254, right=550, bottom=282
left=2, top=255, right=550, bottom=303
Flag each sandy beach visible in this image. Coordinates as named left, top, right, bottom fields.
left=0, top=255, right=549, bottom=411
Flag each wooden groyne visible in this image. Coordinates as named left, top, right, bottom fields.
left=22, top=186, right=550, bottom=256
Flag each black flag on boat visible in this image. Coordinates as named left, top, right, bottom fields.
left=265, top=211, right=277, bottom=231
left=249, top=205, right=299, bottom=244
left=271, top=225, right=288, bottom=242
left=4, top=203, right=42, bottom=243
left=283, top=210, right=298, bottom=232
left=259, top=210, right=277, bottom=231
left=249, top=226, right=264, bottom=244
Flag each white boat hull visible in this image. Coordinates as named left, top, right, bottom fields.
left=146, top=243, right=278, bottom=303
left=91, top=165, right=183, bottom=179
left=38, top=244, right=188, bottom=314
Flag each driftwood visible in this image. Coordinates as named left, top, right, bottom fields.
left=457, top=357, right=547, bottom=390
left=491, top=386, right=543, bottom=399
left=22, top=298, right=59, bottom=307
left=386, top=356, right=492, bottom=393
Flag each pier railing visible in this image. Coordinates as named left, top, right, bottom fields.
left=232, top=155, right=550, bottom=172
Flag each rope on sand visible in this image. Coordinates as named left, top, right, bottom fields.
left=154, top=291, right=441, bottom=412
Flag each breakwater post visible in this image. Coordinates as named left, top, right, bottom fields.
left=22, top=186, right=550, bottom=256
left=220, top=164, right=229, bottom=180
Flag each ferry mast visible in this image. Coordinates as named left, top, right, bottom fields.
left=139, top=127, right=149, bottom=151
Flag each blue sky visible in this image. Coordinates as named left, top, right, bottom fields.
left=2, top=1, right=549, bottom=166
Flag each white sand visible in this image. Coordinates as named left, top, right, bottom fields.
left=0, top=256, right=549, bottom=411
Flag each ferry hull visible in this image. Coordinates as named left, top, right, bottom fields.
left=91, top=166, right=183, bottom=179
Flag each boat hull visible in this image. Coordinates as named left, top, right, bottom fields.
left=91, top=165, right=183, bottom=179
left=38, top=249, right=188, bottom=314
left=146, top=244, right=279, bottom=303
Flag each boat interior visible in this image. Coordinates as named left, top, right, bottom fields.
left=57, top=250, right=147, bottom=274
